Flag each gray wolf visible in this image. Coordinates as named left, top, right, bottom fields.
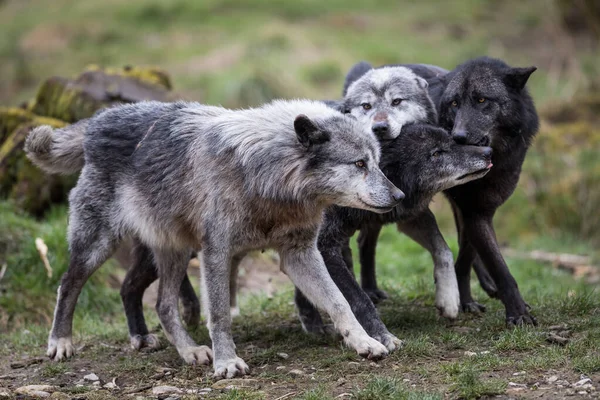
left=294, top=123, right=493, bottom=337
left=25, top=99, right=404, bottom=378
left=98, top=65, right=440, bottom=353
left=345, top=57, right=539, bottom=326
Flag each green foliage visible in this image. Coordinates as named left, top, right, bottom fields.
left=0, top=201, right=123, bottom=330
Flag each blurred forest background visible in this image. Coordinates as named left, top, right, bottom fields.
left=0, top=0, right=599, bottom=329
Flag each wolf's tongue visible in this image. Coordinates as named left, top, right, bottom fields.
left=487, top=162, right=493, bottom=169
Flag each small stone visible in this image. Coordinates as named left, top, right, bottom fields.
left=15, top=385, right=57, bottom=398
left=566, top=389, right=575, bottom=396
left=509, top=382, right=527, bottom=388
left=289, top=369, right=305, bottom=376
left=83, top=373, right=99, bottom=382
left=152, top=386, right=183, bottom=395
left=199, top=388, right=212, bottom=393
left=212, top=379, right=259, bottom=389
left=574, top=378, right=592, bottom=387
left=513, top=371, right=526, bottom=376
left=92, top=381, right=100, bottom=386
left=403, top=379, right=410, bottom=382
left=547, top=376, right=559, bottom=383
left=63, top=372, right=76, bottom=377
left=276, top=366, right=286, bottom=370
left=277, top=352, right=289, bottom=359
left=464, top=351, right=477, bottom=357
left=0, top=390, right=11, bottom=398
left=103, top=381, right=118, bottom=390
left=337, top=377, right=346, bottom=386
left=579, top=391, right=588, bottom=395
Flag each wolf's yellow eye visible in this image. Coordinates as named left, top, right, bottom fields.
left=392, top=98, right=402, bottom=106
left=451, top=101, right=458, bottom=107
left=478, top=98, right=486, bottom=103
left=361, top=103, right=372, bottom=110
left=355, top=160, right=366, bottom=168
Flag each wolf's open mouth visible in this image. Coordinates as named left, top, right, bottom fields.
left=456, top=164, right=492, bottom=181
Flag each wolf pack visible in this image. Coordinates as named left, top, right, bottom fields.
left=25, top=56, right=539, bottom=379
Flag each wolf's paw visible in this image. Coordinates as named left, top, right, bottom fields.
left=130, top=334, right=161, bottom=351
left=364, top=288, right=389, bottom=304
left=47, top=337, right=74, bottom=361
left=213, top=357, right=250, bottom=380
left=461, top=301, right=486, bottom=314
left=506, top=313, right=537, bottom=327
left=180, top=345, right=213, bottom=366
left=436, top=289, right=460, bottom=319
left=346, top=334, right=389, bottom=360
left=371, top=331, right=403, bottom=352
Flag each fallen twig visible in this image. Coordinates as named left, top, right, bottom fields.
left=502, top=248, right=598, bottom=280
left=35, top=238, right=52, bottom=278
left=0, top=263, right=6, bottom=282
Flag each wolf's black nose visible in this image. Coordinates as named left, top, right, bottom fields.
left=372, top=122, right=389, bottom=136
left=452, top=130, right=468, bottom=144
left=392, top=188, right=405, bottom=202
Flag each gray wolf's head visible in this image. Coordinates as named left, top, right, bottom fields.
left=380, top=124, right=493, bottom=199
left=438, top=56, right=537, bottom=149
left=342, top=65, right=437, bottom=140
left=294, top=114, right=404, bottom=213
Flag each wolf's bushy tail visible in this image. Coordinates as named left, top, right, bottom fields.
left=24, top=119, right=88, bottom=175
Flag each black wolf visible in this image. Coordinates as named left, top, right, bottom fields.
left=346, top=57, right=539, bottom=325
left=294, top=124, right=492, bottom=337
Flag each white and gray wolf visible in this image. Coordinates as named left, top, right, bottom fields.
left=344, top=57, right=539, bottom=326
left=25, top=99, right=405, bottom=378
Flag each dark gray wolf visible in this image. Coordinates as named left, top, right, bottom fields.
left=294, top=123, right=493, bottom=336
left=112, top=66, right=439, bottom=352
left=345, top=57, right=539, bottom=326
left=25, top=99, right=405, bottom=378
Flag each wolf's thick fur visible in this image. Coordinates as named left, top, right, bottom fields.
left=344, top=57, right=539, bottom=326
left=294, top=124, right=493, bottom=336
left=26, top=99, right=404, bottom=378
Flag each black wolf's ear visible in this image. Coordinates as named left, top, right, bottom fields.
left=504, top=66, right=537, bottom=90
left=343, top=61, right=373, bottom=96
left=294, top=115, right=330, bottom=148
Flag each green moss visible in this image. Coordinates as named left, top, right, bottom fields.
left=85, top=64, right=172, bottom=90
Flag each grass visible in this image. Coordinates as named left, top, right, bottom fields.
left=1, top=200, right=598, bottom=398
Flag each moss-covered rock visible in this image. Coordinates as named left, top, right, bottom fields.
left=0, top=65, right=173, bottom=215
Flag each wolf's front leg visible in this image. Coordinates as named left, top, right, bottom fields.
left=397, top=209, right=460, bottom=319
left=153, top=249, right=212, bottom=366
left=281, top=246, right=388, bottom=360
left=201, top=248, right=249, bottom=379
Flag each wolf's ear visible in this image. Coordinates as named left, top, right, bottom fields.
left=415, top=76, right=429, bottom=90
left=343, top=61, right=373, bottom=96
left=504, top=66, right=537, bottom=90
left=294, top=115, right=330, bottom=148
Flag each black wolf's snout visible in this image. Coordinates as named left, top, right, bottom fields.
left=372, top=122, right=389, bottom=137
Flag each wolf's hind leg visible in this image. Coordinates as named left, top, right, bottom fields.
left=154, top=248, right=212, bottom=366
left=121, top=240, right=162, bottom=350
left=294, top=288, right=332, bottom=335
left=397, top=209, right=460, bottom=319
left=48, top=213, right=117, bottom=361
